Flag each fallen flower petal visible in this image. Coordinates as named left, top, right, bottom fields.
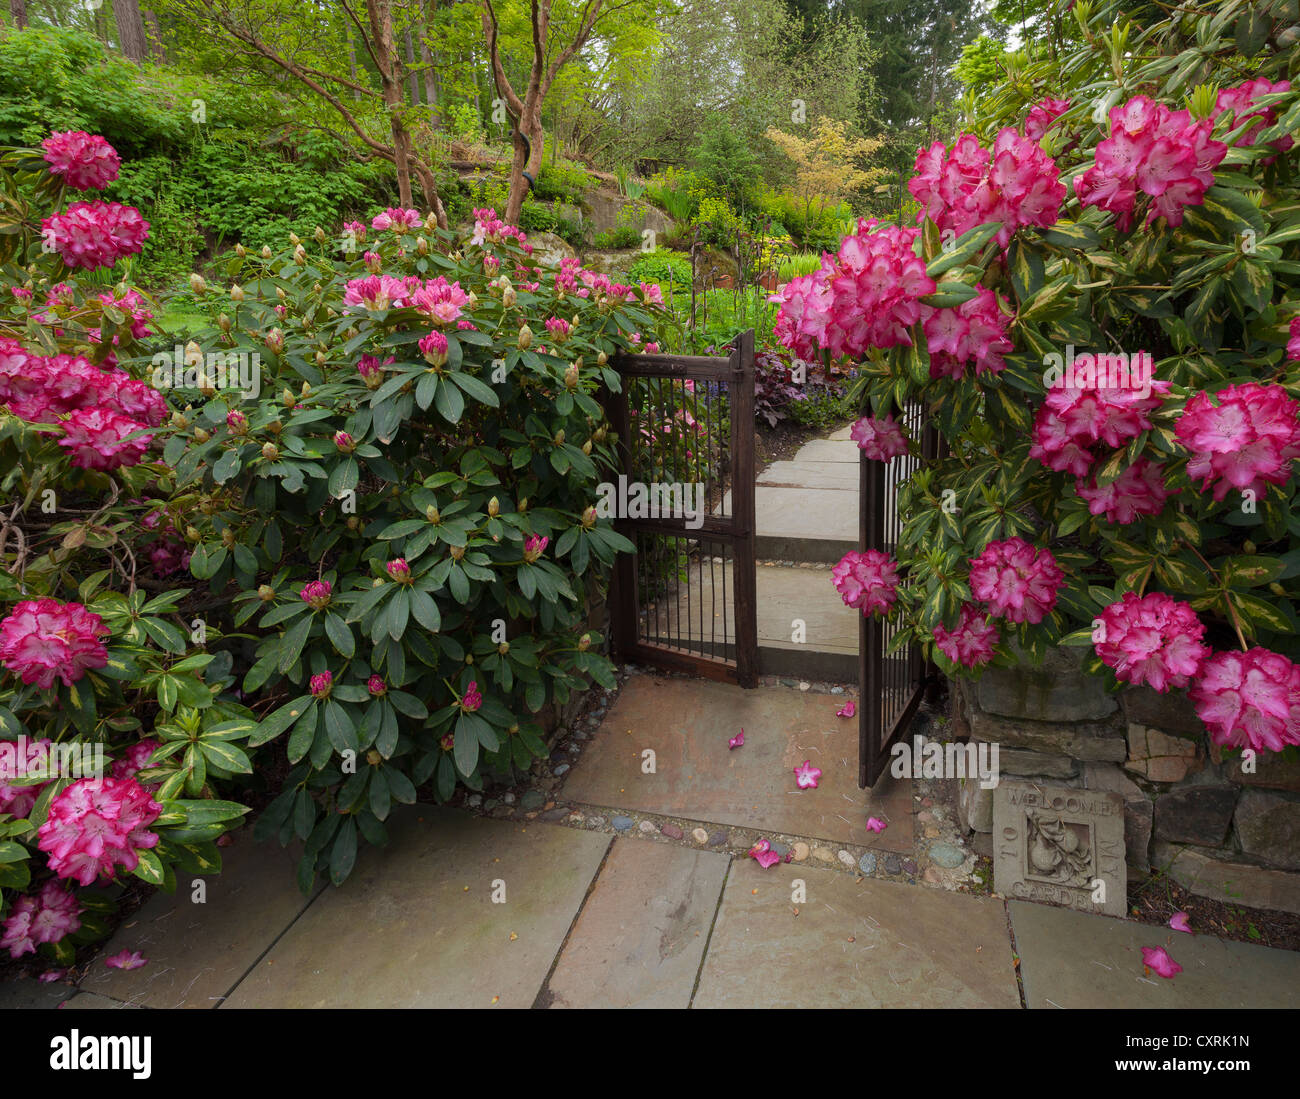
left=104, top=950, right=148, bottom=971
left=748, top=838, right=781, bottom=869
left=836, top=701, right=856, bottom=718
left=1141, top=946, right=1182, bottom=978
left=794, top=760, right=822, bottom=789
left=729, top=729, right=745, bottom=750
left=38, top=970, right=67, bottom=983
left=866, top=817, right=887, bottom=833
left=1169, top=911, right=1192, bottom=934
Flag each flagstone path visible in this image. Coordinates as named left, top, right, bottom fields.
left=5, top=674, right=1300, bottom=1010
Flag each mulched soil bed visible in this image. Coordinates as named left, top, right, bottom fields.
left=1128, top=872, right=1300, bottom=952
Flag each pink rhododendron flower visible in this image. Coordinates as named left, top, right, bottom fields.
left=39, top=969, right=68, bottom=982
left=836, top=701, right=856, bottom=718
left=1290, top=317, right=1300, bottom=361
left=1175, top=383, right=1300, bottom=502
left=56, top=407, right=151, bottom=470
left=1211, top=78, right=1293, bottom=158
left=42, top=131, right=121, bottom=191
left=932, top=604, right=1000, bottom=668
left=1094, top=593, right=1209, bottom=692
left=748, top=838, right=781, bottom=869
left=728, top=729, right=745, bottom=749
left=0, top=736, right=53, bottom=818
left=544, top=317, right=571, bottom=342
left=832, top=549, right=899, bottom=616
left=523, top=534, right=548, bottom=563
left=419, top=329, right=448, bottom=365
left=42, top=201, right=148, bottom=270
left=1188, top=648, right=1300, bottom=754
left=343, top=274, right=412, bottom=312
left=1076, top=96, right=1226, bottom=230
left=0, top=881, right=81, bottom=959
left=1024, top=98, right=1071, bottom=142
left=367, top=674, right=386, bottom=696
left=386, top=558, right=412, bottom=582
left=300, top=580, right=332, bottom=608
left=770, top=220, right=935, bottom=360
left=1030, top=365, right=1169, bottom=475
left=794, top=760, right=822, bottom=789
left=371, top=207, right=423, bottom=232
left=0, top=599, right=108, bottom=690
left=910, top=128, right=1066, bottom=249
left=922, top=285, right=1014, bottom=378
left=110, top=739, right=161, bottom=784
left=411, top=276, right=471, bottom=326
left=850, top=414, right=909, bottom=461
left=968, top=538, right=1063, bottom=625
left=356, top=353, right=394, bottom=382
left=309, top=671, right=333, bottom=698
left=640, top=283, right=664, bottom=305
left=37, top=776, right=161, bottom=886
left=1169, top=912, right=1192, bottom=934
left=104, top=950, right=149, bottom=971
left=1075, top=458, right=1174, bottom=524
left=470, top=207, right=529, bottom=249
left=344, top=220, right=366, bottom=242
left=866, top=817, right=887, bottom=833
left=1141, top=946, right=1182, bottom=979
left=461, top=681, right=482, bottom=713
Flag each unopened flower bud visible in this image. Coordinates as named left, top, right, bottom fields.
left=265, top=328, right=285, bottom=353
left=553, top=429, right=565, bottom=446
left=230, top=283, right=245, bottom=302
left=218, top=313, right=231, bottom=333
left=449, top=544, right=465, bottom=561
left=582, top=506, right=597, bottom=529
left=300, top=381, right=311, bottom=398
left=257, top=584, right=275, bottom=601
left=426, top=505, right=440, bottom=524
left=261, top=245, right=272, bottom=259
left=193, top=427, right=210, bottom=443
left=488, top=497, right=500, bottom=517
left=221, top=528, right=237, bottom=548
left=366, top=748, right=383, bottom=766
left=417, top=236, right=428, bottom=255
left=289, top=232, right=301, bottom=246
left=189, top=273, right=206, bottom=294
left=597, top=350, right=608, bottom=365
left=517, top=325, right=533, bottom=350
left=293, top=244, right=307, bottom=266
left=502, top=286, right=517, bottom=308
left=314, top=226, right=327, bottom=244
left=235, top=244, right=246, bottom=258
left=498, top=640, right=510, bottom=655
left=582, top=440, right=592, bottom=455
left=261, top=442, right=279, bottom=461
left=185, top=525, right=201, bottom=542
left=564, top=363, right=579, bottom=390
left=518, top=497, right=528, bottom=513
left=347, top=515, right=360, bottom=531
left=316, top=350, right=327, bottom=367
left=578, top=633, right=591, bottom=651
left=171, top=411, right=190, bottom=430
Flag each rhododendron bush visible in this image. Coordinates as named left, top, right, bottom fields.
left=774, top=1, right=1300, bottom=759
left=167, top=203, right=656, bottom=892
left=0, top=134, right=259, bottom=966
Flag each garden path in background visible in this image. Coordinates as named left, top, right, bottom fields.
left=6, top=793, right=1299, bottom=1009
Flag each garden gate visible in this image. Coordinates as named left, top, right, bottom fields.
left=604, top=331, right=758, bottom=687
left=859, top=400, right=943, bottom=787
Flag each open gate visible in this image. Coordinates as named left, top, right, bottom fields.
left=859, top=400, right=943, bottom=787
left=605, top=331, right=758, bottom=687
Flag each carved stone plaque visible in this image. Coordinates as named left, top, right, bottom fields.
left=993, top=780, right=1126, bottom=917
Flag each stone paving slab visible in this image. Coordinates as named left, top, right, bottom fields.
left=791, top=438, right=860, bottom=464
left=755, top=486, right=858, bottom=545
left=1010, top=900, right=1300, bottom=1008
left=693, top=861, right=1019, bottom=1008
left=0, top=978, right=77, bottom=1009
left=77, top=835, right=319, bottom=1009
left=758, top=460, right=859, bottom=491
left=221, top=808, right=610, bottom=1008
left=544, top=839, right=729, bottom=1009
left=60, top=992, right=139, bottom=1009
left=561, top=674, right=912, bottom=851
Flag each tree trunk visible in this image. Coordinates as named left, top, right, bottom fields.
left=9, top=0, right=25, bottom=30
left=143, top=8, right=166, bottom=61
left=504, top=101, right=543, bottom=225
left=366, top=0, right=413, bottom=208
left=112, top=0, right=150, bottom=62
left=419, top=0, right=438, bottom=122
left=404, top=25, right=419, bottom=105
left=346, top=30, right=362, bottom=101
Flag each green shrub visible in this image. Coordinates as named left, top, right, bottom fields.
left=533, top=161, right=592, bottom=204
left=593, top=225, right=640, bottom=249
left=629, top=249, right=692, bottom=286
left=518, top=199, right=559, bottom=235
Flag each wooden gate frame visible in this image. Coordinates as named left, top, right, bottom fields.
left=604, top=331, right=758, bottom=687
left=858, top=404, right=943, bottom=787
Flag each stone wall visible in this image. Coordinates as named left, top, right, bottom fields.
left=952, top=645, right=1300, bottom=914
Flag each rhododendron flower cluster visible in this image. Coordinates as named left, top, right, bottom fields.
left=1076, top=458, right=1174, bottom=524
left=1188, top=648, right=1300, bottom=754
left=1212, top=78, right=1294, bottom=155
left=1024, top=98, right=1071, bottom=142
left=461, top=681, right=482, bottom=712
left=0, top=599, right=108, bottom=690
left=0, top=342, right=166, bottom=432
left=419, top=330, right=448, bottom=365
left=909, top=129, right=1066, bottom=249
left=1029, top=374, right=1170, bottom=477
left=921, top=285, right=1014, bottom=378
left=0, top=736, right=53, bottom=818
left=545, top=317, right=571, bottom=342
left=42, top=131, right=120, bottom=191
left=967, top=538, right=1063, bottom=624
left=470, top=207, right=531, bottom=253
left=300, top=580, right=332, bottom=607
left=0, top=880, right=81, bottom=959
left=1094, top=592, right=1209, bottom=692
left=932, top=605, right=999, bottom=668
left=57, top=407, right=153, bottom=470
left=411, top=276, right=472, bottom=325
left=343, top=274, right=413, bottom=312
left=371, top=207, right=423, bottom=231
left=110, top=739, right=161, bottom=785
left=42, top=201, right=149, bottom=270
left=771, top=220, right=935, bottom=360
left=523, top=534, right=549, bottom=563
left=849, top=414, right=909, bottom=461
left=832, top=549, right=900, bottom=616
left=1075, top=96, right=1227, bottom=230
left=1290, top=317, right=1300, bottom=361
left=36, top=776, right=162, bottom=886
left=310, top=671, right=333, bottom=698
left=1174, top=383, right=1300, bottom=502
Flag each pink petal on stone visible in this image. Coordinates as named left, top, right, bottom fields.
left=794, top=760, right=822, bottom=789
left=866, top=817, right=887, bottom=833
left=837, top=701, right=856, bottom=718
left=38, top=969, right=67, bottom=983
left=1169, top=911, right=1192, bottom=934
left=104, top=950, right=148, bottom=971
left=1141, top=946, right=1182, bottom=978
left=748, top=838, right=780, bottom=869
left=728, top=728, right=745, bottom=750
